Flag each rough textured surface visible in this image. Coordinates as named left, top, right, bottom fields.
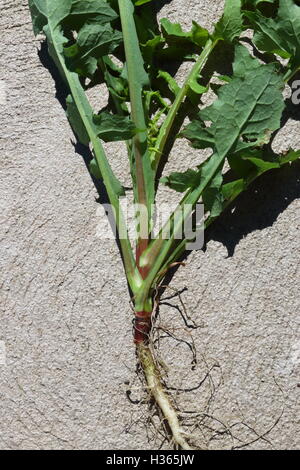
left=0, top=0, right=299, bottom=450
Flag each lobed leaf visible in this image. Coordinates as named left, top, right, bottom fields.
left=64, top=23, right=122, bottom=77
left=213, top=0, right=243, bottom=42
left=184, top=45, right=284, bottom=155
left=245, top=0, right=300, bottom=65
left=157, top=70, right=180, bottom=96
left=93, top=112, right=136, bottom=142
left=29, top=0, right=118, bottom=35
left=161, top=18, right=209, bottom=48
left=161, top=169, right=199, bottom=193
left=163, top=45, right=285, bottom=218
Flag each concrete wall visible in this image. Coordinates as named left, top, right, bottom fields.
left=0, top=0, right=299, bottom=449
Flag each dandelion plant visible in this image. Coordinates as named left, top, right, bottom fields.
left=28, top=0, right=300, bottom=449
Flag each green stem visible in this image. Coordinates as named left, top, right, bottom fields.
left=133, top=39, right=219, bottom=304
left=99, top=57, right=137, bottom=201
left=49, top=27, right=140, bottom=293
left=118, top=0, right=149, bottom=211
left=142, top=67, right=278, bottom=295
left=118, top=0, right=157, bottom=279
left=284, top=65, right=300, bottom=83
left=69, top=75, right=140, bottom=290
left=150, top=38, right=219, bottom=172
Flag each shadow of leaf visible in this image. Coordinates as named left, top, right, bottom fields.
left=206, top=161, right=300, bottom=257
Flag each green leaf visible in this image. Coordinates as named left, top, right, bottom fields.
left=279, top=149, right=300, bottom=165
left=66, top=94, right=90, bottom=145
left=191, top=22, right=210, bottom=47
left=181, top=120, right=215, bottom=150
left=100, top=56, right=129, bottom=112
left=28, top=0, right=49, bottom=35
left=246, top=0, right=300, bottom=63
left=70, top=0, right=117, bottom=17
left=161, top=18, right=192, bottom=42
left=228, top=148, right=258, bottom=177
left=89, top=157, right=126, bottom=198
left=134, top=0, right=153, bottom=6
left=161, top=18, right=209, bottom=48
left=28, top=0, right=118, bottom=35
left=162, top=165, right=224, bottom=218
left=202, top=170, right=224, bottom=217
left=222, top=178, right=246, bottom=201
left=179, top=44, right=285, bottom=218
left=64, top=23, right=122, bottom=77
left=141, top=35, right=165, bottom=67
left=157, top=70, right=180, bottom=96
left=222, top=148, right=300, bottom=208
left=28, top=0, right=126, bottom=200
left=242, top=155, right=280, bottom=172
left=214, top=0, right=243, bottom=42
left=230, top=147, right=300, bottom=177
left=133, top=2, right=160, bottom=46
left=29, top=0, right=72, bottom=34
left=119, top=0, right=149, bottom=89
left=88, top=156, right=125, bottom=196
left=189, top=79, right=208, bottom=95
left=161, top=169, right=199, bottom=193
left=232, top=43, right=262, bottom=76
left=118, top=0, right=154, bottom=215
left=89, top=157, right=102, bottom=179
left=162, top=166, right=225, bottom=218
left=184, top=45, right=284, bottom=155
left=93, top=113, right=136, bottom=142
left=67, top=0, right=119, bottom=30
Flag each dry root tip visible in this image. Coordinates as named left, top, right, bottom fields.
left=137, top=342, right=194, bottom=450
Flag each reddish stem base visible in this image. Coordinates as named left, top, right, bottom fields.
left=134, top=312, right=152, bottom=344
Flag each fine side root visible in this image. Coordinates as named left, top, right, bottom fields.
left=137, top=342, right=194, bottom=450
